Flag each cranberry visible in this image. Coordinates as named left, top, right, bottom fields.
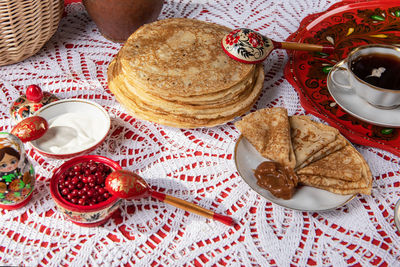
left=73, top=165, right=81, bottom=172
left=81, top=176, right=88, bottom=184
left=71, top=189, right=79, bottom=197
left=87, top=189, right=95, bottom=197
left=71, top=176, right=79, bottom=185
left=78, top=198, right=86, bottom=205
left=61, top=188, right=69, bottom=196
left=87, top=175, right=96, bottom=184
left=57, top=161, right=113, bottom=206
left=96, top=176, right=105, bottom=185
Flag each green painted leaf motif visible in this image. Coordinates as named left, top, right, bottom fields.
left=371, top=15, right=385, bottom=21
left=3, top=173, right=16, bottom=183
left=315, top=52, right=329, bottom=57
left=322, top=66, right=333, bottom=74
left=395, top=10, right=400, bottom=17
left=381, top=128, right=393, bottom=135
left=0, top=193, right=4, bottom=199
left=14, top=192, right=21, bottom=197
left=18, top=180, right=25, bottom=189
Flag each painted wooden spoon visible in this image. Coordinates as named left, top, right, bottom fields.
left=221, top=28, right=334, bottom=64
left=105, top=170, right=235, bottom=226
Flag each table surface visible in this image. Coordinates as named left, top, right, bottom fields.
left=0, top=0, right=399, bottom=266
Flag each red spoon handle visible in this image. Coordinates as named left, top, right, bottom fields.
left=150, top=191, right=235, bottom=226
left=276, top=41, right=334, bottom=54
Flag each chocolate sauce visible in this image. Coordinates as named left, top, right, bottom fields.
left=254, top=161, right=298, bottom=200
left=350, top=53, right=400, bottom=90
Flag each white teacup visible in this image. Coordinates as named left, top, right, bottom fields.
left=330, top=44, right=400, bottom=109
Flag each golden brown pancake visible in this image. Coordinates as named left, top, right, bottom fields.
left=117, top=18, right=255, bottom=97
left=289, top=115, right=347, bottom=169
left=107, top=18, right=265, bottom=128
left=234, top=108, right=296, bottom=169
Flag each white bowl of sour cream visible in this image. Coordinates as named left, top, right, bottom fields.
left=30, top=99, right=110, bottom=159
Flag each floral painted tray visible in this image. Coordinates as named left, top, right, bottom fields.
left=284, top=0, right=400, bottom=157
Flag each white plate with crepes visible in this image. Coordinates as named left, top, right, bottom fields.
left=234, top=136, right=355, bottom=212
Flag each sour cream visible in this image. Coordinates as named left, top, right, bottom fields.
left=34, top=112, right=102, bottom=154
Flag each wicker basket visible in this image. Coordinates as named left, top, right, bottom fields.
left=0, top=0, right=64, bottom=66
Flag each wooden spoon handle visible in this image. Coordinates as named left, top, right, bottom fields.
left=150, top=191, right=235, bottom=226
left=277, top=41, right=334, bottom=54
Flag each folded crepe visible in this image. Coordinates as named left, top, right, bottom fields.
left=235, top=108, right=296, bottom=168
left=297, top=144, right=372, bottom=195
left=290, top=115, right=347, bottom=169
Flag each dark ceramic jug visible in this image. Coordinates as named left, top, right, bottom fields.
left=83, top=0, right=164, bottom=42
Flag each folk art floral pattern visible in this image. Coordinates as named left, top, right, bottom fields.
left=222, top=28, right=274, bottom=63
left=285, top=0, right=400, bottom=156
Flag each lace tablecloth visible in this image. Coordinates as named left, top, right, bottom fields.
left=0, top=0, right=399, bottom=266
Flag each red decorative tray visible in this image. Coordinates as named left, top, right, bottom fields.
left=284, top=0, right=400, bottom=157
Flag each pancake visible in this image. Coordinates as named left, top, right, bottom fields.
left=289, top=115, right=347, bottom=169
left=297, top=145, right=370, bottom=182
left=109, top=59, right=263, bottom=118
left=107, top=18, right=265, bottom=128
left=234, top=108, right=296, bottom=169
left=120, top=61, right=257, bottom=105
left=108, top=59, right=265, bottom=128
left=118, top=18, right=255, bottom=97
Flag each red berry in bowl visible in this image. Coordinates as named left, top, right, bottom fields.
left=57, top=161, right=113, bottom=206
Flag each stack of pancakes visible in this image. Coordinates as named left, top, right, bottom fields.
left=108, top=18, right=264, bottom=128
left=235, top=108, right=372, bottom=196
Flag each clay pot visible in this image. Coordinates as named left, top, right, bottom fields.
left=82, top=0, right=164, bottom=42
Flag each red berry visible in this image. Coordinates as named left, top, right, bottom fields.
left=87, top=189, right=95, bottom=197
left=60, top=161, right=113, bottom=205
left=71, top=189, right=79, bottom=197
left=88, top=174, right=96, bottom=183
left=61, top=188, right=69, bottom=196
left=71, top=176, right=79, bottom=185
left=82, top=176, right=88, bottom=183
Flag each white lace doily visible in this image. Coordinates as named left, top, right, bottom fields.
left=0, top=0, right=399, bottom=266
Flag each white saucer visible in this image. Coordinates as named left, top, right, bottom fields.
left=234, top=136, right=355, bottom=212
left=395, top=199, right=400, bottom=233
left=327, top=70, right=400, bottom=128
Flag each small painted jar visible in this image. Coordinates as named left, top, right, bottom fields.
left=10, top=85, right=59, bottom=123
left=0, top=132, right=35, bottom=210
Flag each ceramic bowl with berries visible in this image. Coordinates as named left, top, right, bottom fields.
left=49, top=155, right=122, bottom=227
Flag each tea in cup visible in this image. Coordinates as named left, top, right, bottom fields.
left=330, top=44, right=400, bottom=109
